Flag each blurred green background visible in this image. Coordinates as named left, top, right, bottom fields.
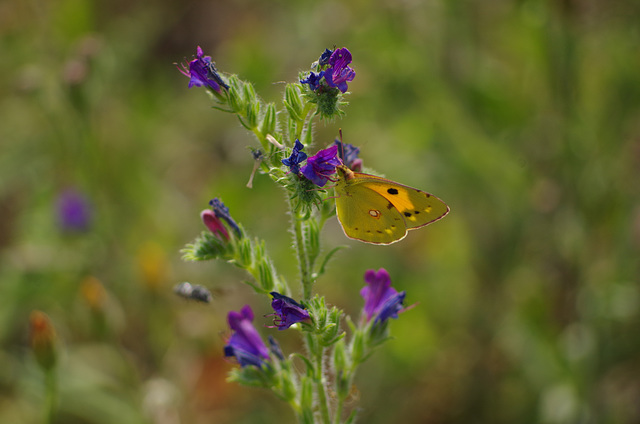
left=1, top=0, right=639, bottom=423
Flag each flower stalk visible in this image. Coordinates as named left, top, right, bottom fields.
left=177, top=46, right=416, bottom=424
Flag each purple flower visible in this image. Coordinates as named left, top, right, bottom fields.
left=200, top=209, right=230, bottom=241
left=57, top=188, right=91, bottom=231
left=300, top=71, right=325, bottom=91
left=224, top=305, right=270, bottom=367
left=281, top=140, right=307, bottom=174
left=177, top=46, right=228, bottom=92
left=324, top=48, right=355, bottom=93
left=268, top=292, right=310, bottom=330
left=209, top=198, right=241, bottom=238
left=300, top=145, right=340, bottom=187
left=360, top=268, right=406, bottom=324
left=334, top=139, right=362, bottom=172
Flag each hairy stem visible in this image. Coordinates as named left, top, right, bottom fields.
left=315, top=348, right=331, bottom=424
left=290, top=198, right=313, bottom=299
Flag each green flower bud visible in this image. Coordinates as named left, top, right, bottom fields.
left=350, top=328, right=366, bottom=365
left=245, top=98, right=260, bottom=129
left=237, top=237, right=253, bottom=267
left=227, top=76, right=247, bottom=114
left=29, top=311, right=57, bottom=371
left=260, top=103, right=277, bottom=137
left=284, top=83, right=304, bottom=121
left=332, top=339, right=348, bottom=374
left=258, top=259, right=275, bottom=292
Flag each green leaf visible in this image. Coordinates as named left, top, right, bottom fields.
left=315, top=245, right=348, bottom=278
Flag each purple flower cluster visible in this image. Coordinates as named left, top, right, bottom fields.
left=221, top=268, right=407, bottom=371
left=200, top=197, right=242, bottom=241
left=300, top=47, right=356, bottom=94
left=281, top=140, right=341, bottom=187
left=222, top=295, right=309, bottom=368
left=324, top=48, right=356, bottom=93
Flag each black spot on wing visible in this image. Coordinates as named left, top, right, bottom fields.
left=387, top=188, right=399, bottom=195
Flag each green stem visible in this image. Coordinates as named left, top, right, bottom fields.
left=44, top=369, right=57, bottom=424
left=251, top=126, right=269, bottom=152
left=333, top=370, right=353, bottom=424
left=291, top=198, right=312, bottom=300
left=333, top=400, right=344, bottom=424
left=295, top=103, right=315, bottom=142
left=315, top=350, right=331, bottom=424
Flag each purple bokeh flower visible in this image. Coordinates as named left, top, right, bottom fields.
left=334, top=139, right=362, bottom=172
left=268, top=292, right=310, bottom=330
left=281, top=140, right=308, bottom=174
left=300, top=145, right=340, bottom=187
left=360, top=268, right=406, bottom=324
left=209, top=198, right=241, bottom=238
left=324, top=48, right=356, bottom=93
left=57, top=188, right=91, bottom=231
left=224, top=305, right=270, bottom=368
left=177, top=46, right=228, bottom=92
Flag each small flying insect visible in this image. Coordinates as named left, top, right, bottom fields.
left=173, top=282, right=212, bottom=303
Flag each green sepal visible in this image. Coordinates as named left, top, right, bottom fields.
left=227, top=363, right=277, bottom=389
left=332, top=339, right=348, bottom=376
left=227, top=75, right=247, bottom=114
left=245, top=99, right=260, bottom=129
left=260, top=103, right=277, bottom=137
left=181, top=231, right=231, bottom=261
left=350, top=328, right=366, bottom=365
left=284, top=83, right=304, bottom=122
left=305, top=295, right=344, bottom=347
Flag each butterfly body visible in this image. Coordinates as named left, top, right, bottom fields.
left=334, top=165, right=449, bottom=244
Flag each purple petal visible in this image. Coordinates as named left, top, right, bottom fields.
left=360, top=268, right=400, bottom=321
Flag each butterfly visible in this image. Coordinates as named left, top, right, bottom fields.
left=334, top=165, right=449, bottom=244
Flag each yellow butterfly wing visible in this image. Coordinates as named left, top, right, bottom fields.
left=334, top=165, right=449, bottom=244
left=335, top=182, right=408, bottom=244
left=354, top=175, right=449, bottom=230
